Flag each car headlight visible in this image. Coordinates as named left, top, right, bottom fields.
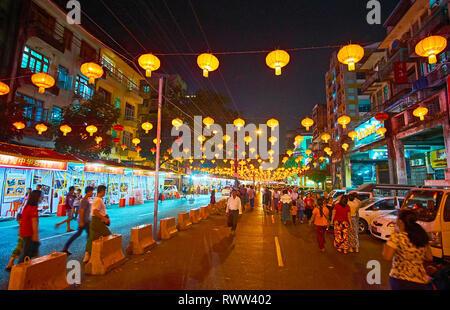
left=387, top=222, right=396, bottom=228
left=428, top=231, right=442, bottom=248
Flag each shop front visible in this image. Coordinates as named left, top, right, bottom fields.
left=346, top=117, right=390, bottom=188
left=0, top=143, right=78, bottom=216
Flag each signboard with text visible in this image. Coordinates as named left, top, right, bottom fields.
left=354, top=117, right=384, bottom=149
left=0, top=154, right=67, bottom=171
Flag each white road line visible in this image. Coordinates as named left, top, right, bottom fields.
left=0, top=225, right=19, bottom=230
left=274, top=236, right=284, bottom=267
left=40, top=232, right=73, bottom=241
left=138, top=212, right=154, bottom=217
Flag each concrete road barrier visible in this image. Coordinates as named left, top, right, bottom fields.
left=85, top=234, right=126, bottom=275
left=8, top=251, right=69, bottom=290
left=158, top=217, right=178, bottom=240
left=200, top=206, right=209, bottom=220
left=189, top=208, right=201, bottom=224
left=126, top=224, right=156, bottom=255
left=177, top=212, right=192, bottom=231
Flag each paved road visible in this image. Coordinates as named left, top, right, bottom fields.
left=80, top=195, right=392, bottom=290
left=0, top=194, right=218, bottom=290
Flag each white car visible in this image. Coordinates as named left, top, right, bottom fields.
left=358, top=197, right=404, bottom=234
left=370, top=210, right=398, bottom=241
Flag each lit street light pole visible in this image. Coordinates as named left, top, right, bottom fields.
left=153, top=76, right=164, bottom=240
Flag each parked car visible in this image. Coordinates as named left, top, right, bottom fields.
left=370, top=210, right=399, bottom=241
left=400, top=187, right=450, bottom=260
left=358, top=197, right=404, bottom=234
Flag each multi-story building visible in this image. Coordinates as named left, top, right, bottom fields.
left=333, top=0, right=450, bottom=188
left=4, top=0, right=145, bottom=163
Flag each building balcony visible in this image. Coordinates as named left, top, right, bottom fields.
left=379, top=47, right=410, bottom=81
left=122, top=115, right=139, bottom=128
left=361, top=71, right=382, bottom=93
left=25, top=19, right=65, bottom=53
left=426, top=62, right=449, bottom=88
left=384, top=85, right=413, bottom=111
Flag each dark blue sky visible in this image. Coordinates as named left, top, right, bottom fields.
left=79, top=0, right=399, bottom=143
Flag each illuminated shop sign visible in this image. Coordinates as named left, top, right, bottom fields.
left=354, top=117, right=384, bottom=148
left=0, top=154, right=67, bottom=171
left=84, top=164, right=124, bottom=175
left=132, top=170, right=155, bottom=176
left=430, top=149, right=447, bottom=168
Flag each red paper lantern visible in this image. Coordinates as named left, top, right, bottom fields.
left=135, top=146, right=142, bottom=152
left=151, top=147, right=156, bottom=154
left=374, top=113, right=388, bottom=122
left=112, top=138, right=120, bottom=144
left=113, top=124, right=124, bottom=132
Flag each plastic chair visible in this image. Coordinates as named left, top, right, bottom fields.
left=5, top=201, right=22, bottom=217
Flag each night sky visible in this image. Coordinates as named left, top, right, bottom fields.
left=78, top=0, right=399, bottom=145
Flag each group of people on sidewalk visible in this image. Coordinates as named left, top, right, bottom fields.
left=262, top=186, right=436, bottom=290
left=262, top=187, right=361, bottom=253
left=5, top=184, right=113, bottom=271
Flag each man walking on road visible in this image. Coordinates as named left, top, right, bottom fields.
left=62, top=186, right=94, bottom=256
left=226, top=189, right=241, bottom=235
left=84, top=185, right=111, bottom=263
left=55, top=186, right=76, bottom=232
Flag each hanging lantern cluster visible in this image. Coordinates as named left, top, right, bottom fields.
left=31, top=73, right=55, bottom=94
left=337, top=115, right=351, bottom=129
left=301, top=118, right=314, bottom=131
left=197, top=53, right=219, bottom=78
left=59, top=125, right=72, bottom=136
left=138, top=54, right=161, bottom=77
left=266, top=50, right=290, bottom=76
left=337, top=44, right=364, bottom=71
left=141, top=122, right=153, bottom=133
left=415, top=35, right=447, bottom=64
left=80, top=62, right=103, bottom=84
left=413, top=106, right=428, bottom=121
left=0, top=81, right=10, bottom=95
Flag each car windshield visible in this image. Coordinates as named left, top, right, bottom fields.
left=360, top=198, right=381, bottom=208
left=401, top=190, right=443, bottom=222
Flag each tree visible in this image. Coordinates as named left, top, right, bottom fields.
left=0, top=94, right=26, bottom=142
left=53, top=94, right=120, bottom=157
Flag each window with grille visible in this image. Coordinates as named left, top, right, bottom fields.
left=21, top=46, right=50, bottom=73
left=16, top=93, right=44, bottom=124
left=74, top=74, right=93, bottom=100
left=125, top=103, right=135, bottom=120
left=123, top=131, right=132, bottom=148
left=51, top=106, right=63, bottom=125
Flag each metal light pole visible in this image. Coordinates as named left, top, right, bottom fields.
left=153, top=77, right=164, bottom=240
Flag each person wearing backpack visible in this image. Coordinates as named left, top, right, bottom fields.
left=309, top=198, right=330, bottom=252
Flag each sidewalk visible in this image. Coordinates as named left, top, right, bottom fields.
left=79, top=197, right=391, bottom=290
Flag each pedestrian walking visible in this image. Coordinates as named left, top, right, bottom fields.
left=309, top=198, right=330, bottom=252
left=18, top=190, right=41, bottom=263
left=273, top=189, right=280, bottom=213
left=304, top=193, right=315, bottom=220
left=210, top=189, right=216, bottom=205
left=383, top=209, right=433, bottom=290
left=62, top=186, right=94, bottom=256
left=331, top=195, right=352, bottom=254
left=263, top=187, right=272, bottom=214
left=55, top=186, right=76, bottom=232
left=72, top=189, right=82, bottom=220
left=297, top=194, right=305, bottom=223
left=248, top=186, right=255, bottom=210
left=280, top=190, right=292, bottom=225
left=348, top=192, right=362, bottom=253
left=226, top=189, right=241, bottom=235
left=84, top=185, right=111, bottom=263
left=290, top=200, right=298, bottom=225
